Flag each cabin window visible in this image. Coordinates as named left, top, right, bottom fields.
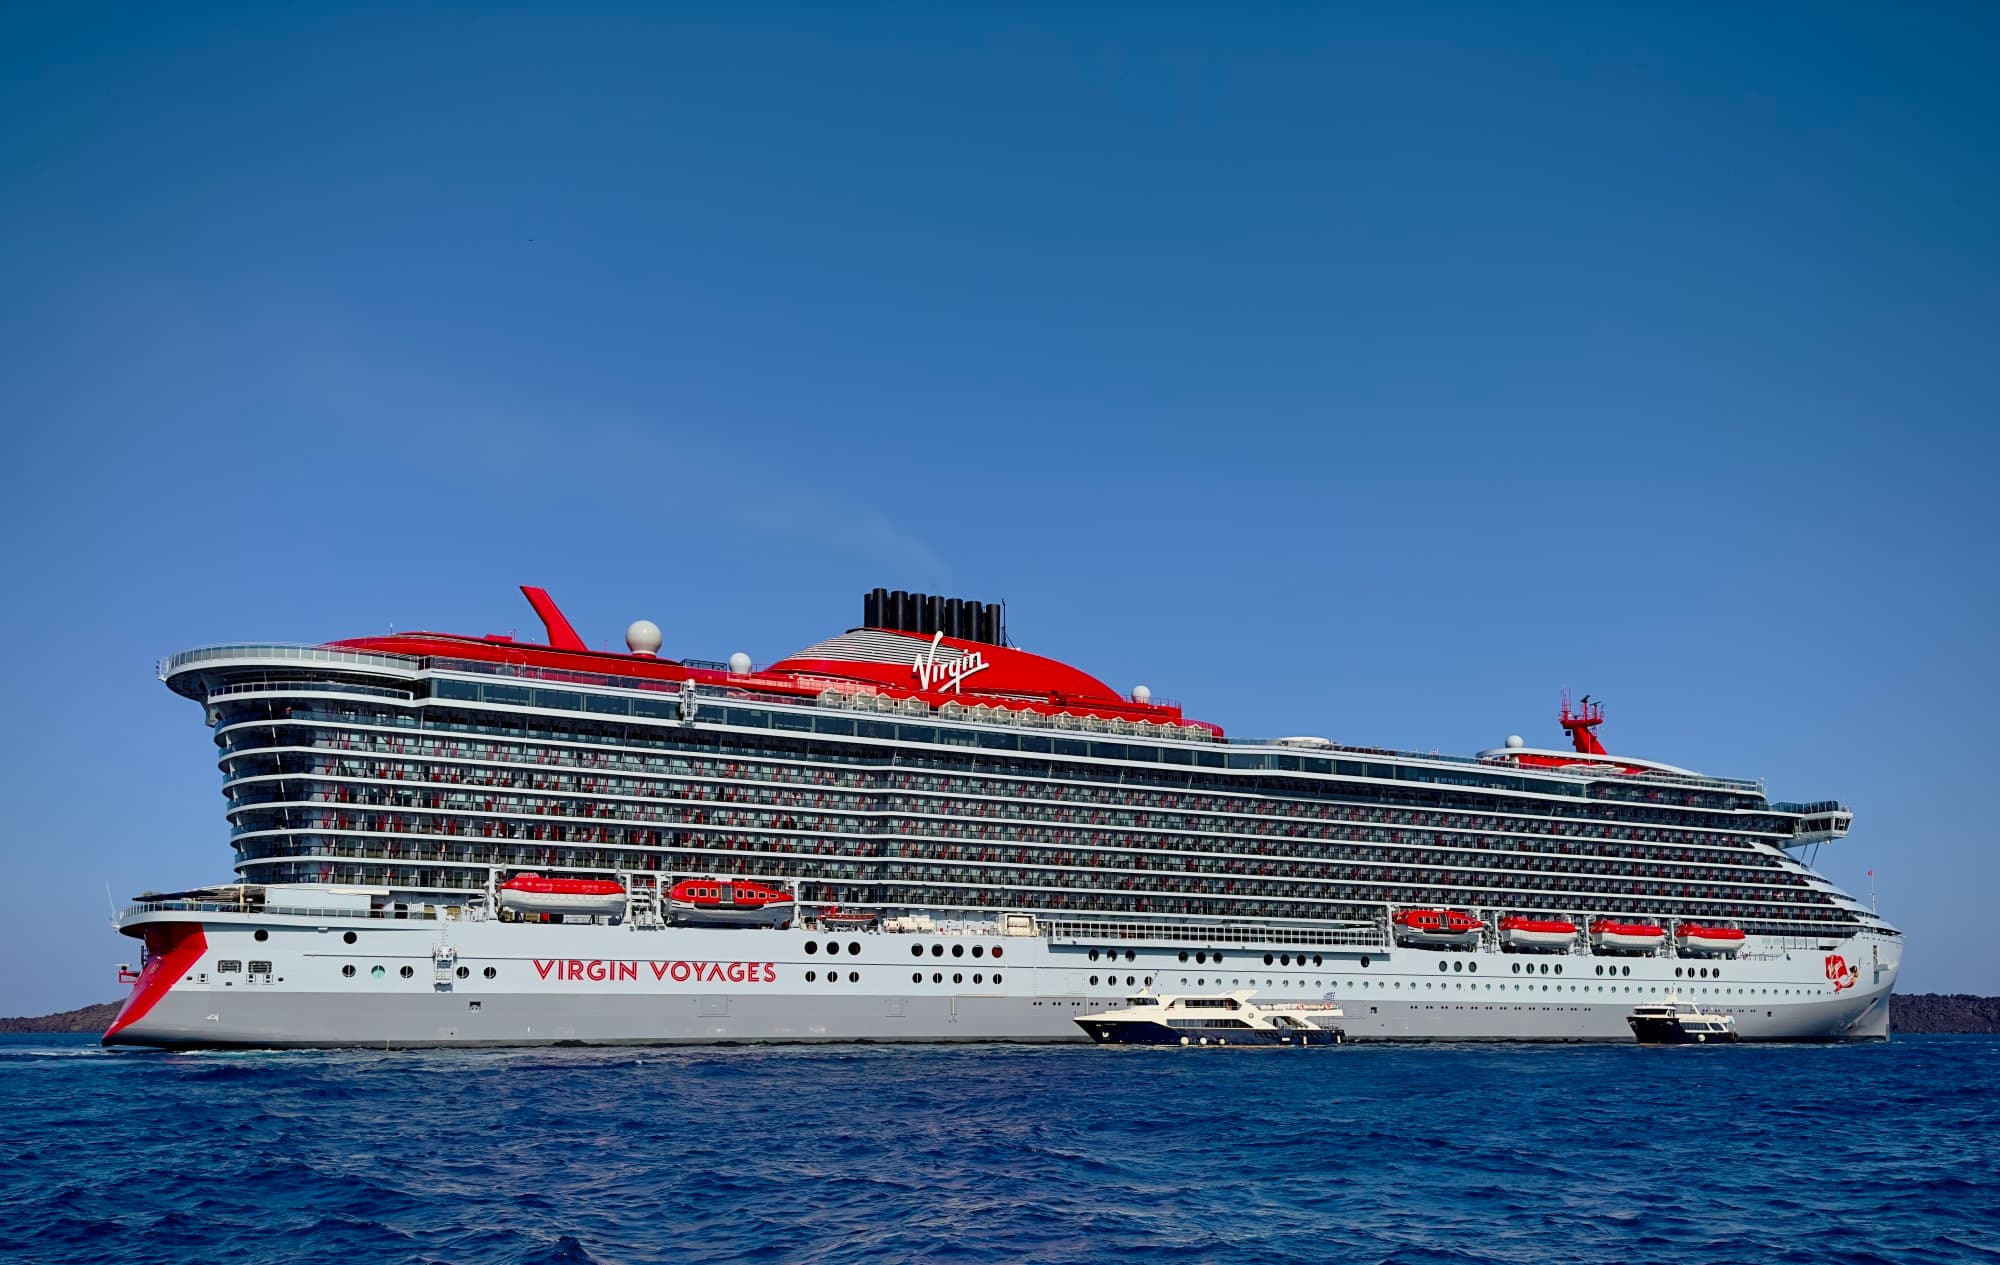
left=990, top=948, right=1002, bottom=959
left=848, top=971, right=859, bottom=983
left=848, top=942, right=861, bottom=956
left=932, top=945, right=944, bottom=957
left=952, top=945, right=964, bottom=958
left=343, top=931, right=357, bottom=945
left=932, top=973, right=943, bottom=984
left=911, top=945, right=924, bottom=957
left=341, top=965, right=356, bottom=978
left=370, top=966, right=385, bottom=978
left=254, top=930, right=269, bottom=943
left=217, top=960, right=242, bottom=973
left=399, top=965, right=414, bottom=979
left=806, top=971, right=817, bottom=983
left=484, top=967, right=497, bottom=979
left=953, top=973, right=963, bottom=984
left=993, top=974, right=1002, bottom=984
left=249, top=961, right=272, bottom=975
left=972, top=946, right=985, bottom=958
left=912, top=972, right=923, bottom=984
left=456, top=966, right=469, bottom=979
left=805, top=942, right=818, bottom=955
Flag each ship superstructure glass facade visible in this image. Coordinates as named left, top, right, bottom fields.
left=168, top=642, right=1876, bottom=943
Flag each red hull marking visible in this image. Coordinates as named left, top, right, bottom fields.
left=103, top=924, right=208, bottom=1043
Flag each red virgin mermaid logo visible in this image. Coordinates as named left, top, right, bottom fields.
left=1825, top=954, right=1859, bottom=992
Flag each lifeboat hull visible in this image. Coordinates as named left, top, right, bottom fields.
left=499, top=889, right=626, bottom=917
left=1677, top=932, right=1744, bottom=957
left=668, top=898, right=795, bottom=927
left=1393, top=927, right=1482, bottom=949
left=1500, top=925, right=1577, bottom=952
left=1593, top=929, right=1666, bottom=954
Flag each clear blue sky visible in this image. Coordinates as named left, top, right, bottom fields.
left=2, top=4, right=1994, bottom=1012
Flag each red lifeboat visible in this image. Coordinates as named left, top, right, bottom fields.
left=1498, top=916, right=1578, bottom=953
left=1590, top=918, right=1667, bottom=954
left=668, top=878, right=796, bottom=927
left=1676, top=923, right=1746, bottom=957
left=498, top=873, right=627, bottom=917
left=1392, top=908, right=1483, bottom=949
left=820, top=906, right=880, bottom=928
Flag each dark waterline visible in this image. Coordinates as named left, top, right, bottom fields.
left=2, top=1034, right=1997, bottom=1264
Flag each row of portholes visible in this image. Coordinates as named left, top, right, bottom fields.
left=913, top=943, right=1001, bottom=959
left=1441, top=960, right=1483, bottom=974
left=1264, top=953, right=1325, bottom=967
left=1592, top=965, right=1633, bottom=977
left=1090, top=976, right=1154, bottom=987
left=1089, top=949, right=1135, bottom=962
left=1512, top=962, right=1569, bottom=975
left=803, top=971, right=861, bottom=983
left=340, top=964, right=498, bottom=979
left=807, top=941, right=862, bottom=956
left=910, top=972, right=1001, bottom=985
left=1676, top=966, right=1722, bottom=979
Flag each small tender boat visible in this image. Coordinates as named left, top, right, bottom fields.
left=1675, top=923, right=1745, bottom=957
left=668, top=877, right=795, bottom=926
left=1627, top=995, right=1740, bottom=1045
left=498, top=873, right=627, bottom=917
left=1392, top=908, right=1483, bottom=948
left=1498, top=915, right=1578, bottom=952
left=819, top=906, right=879, bottom=929
left=1591, top=917, right=1667, bottom=954
left=1077, top=990, right=1345, bottom=1047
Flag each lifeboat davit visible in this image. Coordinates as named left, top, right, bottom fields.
left=499, top=873, right=627, bottom=917
left=1392, top=908, right=1483, bottom=949
left=1591, top=918, right=1667, bottom=954
left=1676, top=923, right=1746, bottom=957
left=1498, top=916, right=1578, bottom=952
left=669, top=878, right=796, bottom=927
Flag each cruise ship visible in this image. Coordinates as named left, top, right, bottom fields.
left=104, top=586, right=1899, bottom=1047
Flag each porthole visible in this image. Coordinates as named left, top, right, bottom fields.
left=1359, top=955, right=1370, bottom=968
left=1513, top=963, right=1521, bottom=974
left=806, top=970, right=818, bottom=983
left=483, top=966, right=497, bottom=979
left=848, top=942, right=861, bottom=956
left=806, top=942, right=819, bottom=955
left=1439, top=961, right=1449, bottom=973
left=991, top=947, right=1002, bottom=960
left=1554, top=965, right=1562, bottom=976
left=1313, top=955, right=1323, bottom=967
left=1453, top=961, right=1463, bottom=973
left=254, top=929, right=269, bottom=943
left=1125, top=950, right=1136, bottom=962
left=1266, top=954, right=1276, bottom=966
left=1713, top=969, right=1722, bottom=980
left=1090, top=975, right=1100, bottom=985
left=974, top=973, right=983, bottom=984
left=370, top=965, right=385, bottom=978
left=972, top=946, right=985, bottom=958
left=932, top=972, right=942, bottom=983
left=932, top=944, right=944, bottom=957
left=341, top=965, right=356, bottom=978
left=826, top=973, right=837, bottom=987
left=993, top=973, right=1002, bottom=984
left=455, top=966, right=469, bottom=979
left=1179, top=951, right=1190, bottom=963
left=1126, top=976, right=1135, bottom=986
left=912, top=972, right=923, bottom=984
left=399, top=965, right=414, bottom=979
left=1622, top=966, right=1631, bottom=977
left=1468, top=962, right=1477, bottom=974
left=1142, top=976, right=1151, bottom=986
left=1090, top=950, right=1100, bottom=962
left=1597, top=965, right=1605, bottom=976
left=1674, top=968, right=1682, bottom=978
left=849, top=971, right=859, bottom=982
left=911, top=945, right=924, bottom=957
left=1281, top=954, right=1292, bottom=967
left=953, top=973, right=963, bottom=984
left=952, top=944, right=964, bottom=958
left=343, top=931, right=357, bottom=945
left=1195, top=951, right=1207, bottom=964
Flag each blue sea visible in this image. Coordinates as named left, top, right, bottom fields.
left=2, top=1034, right=1997, bottom=1265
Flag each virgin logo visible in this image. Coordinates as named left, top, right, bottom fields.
left=912, top=630, right=989, bottom=694
left=1824, top=954, right=1859, bottom=992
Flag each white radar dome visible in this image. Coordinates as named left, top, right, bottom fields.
left=1504, top=734, right=1525, bottom=749
left=625, top=620, right=663, bottom=657
left=728, top=651, right=753, bottom=674
left=1132, top=685, right=1152, bottom=704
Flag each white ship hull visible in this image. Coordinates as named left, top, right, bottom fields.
left=105, top=906, right=1900, bottom=1048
